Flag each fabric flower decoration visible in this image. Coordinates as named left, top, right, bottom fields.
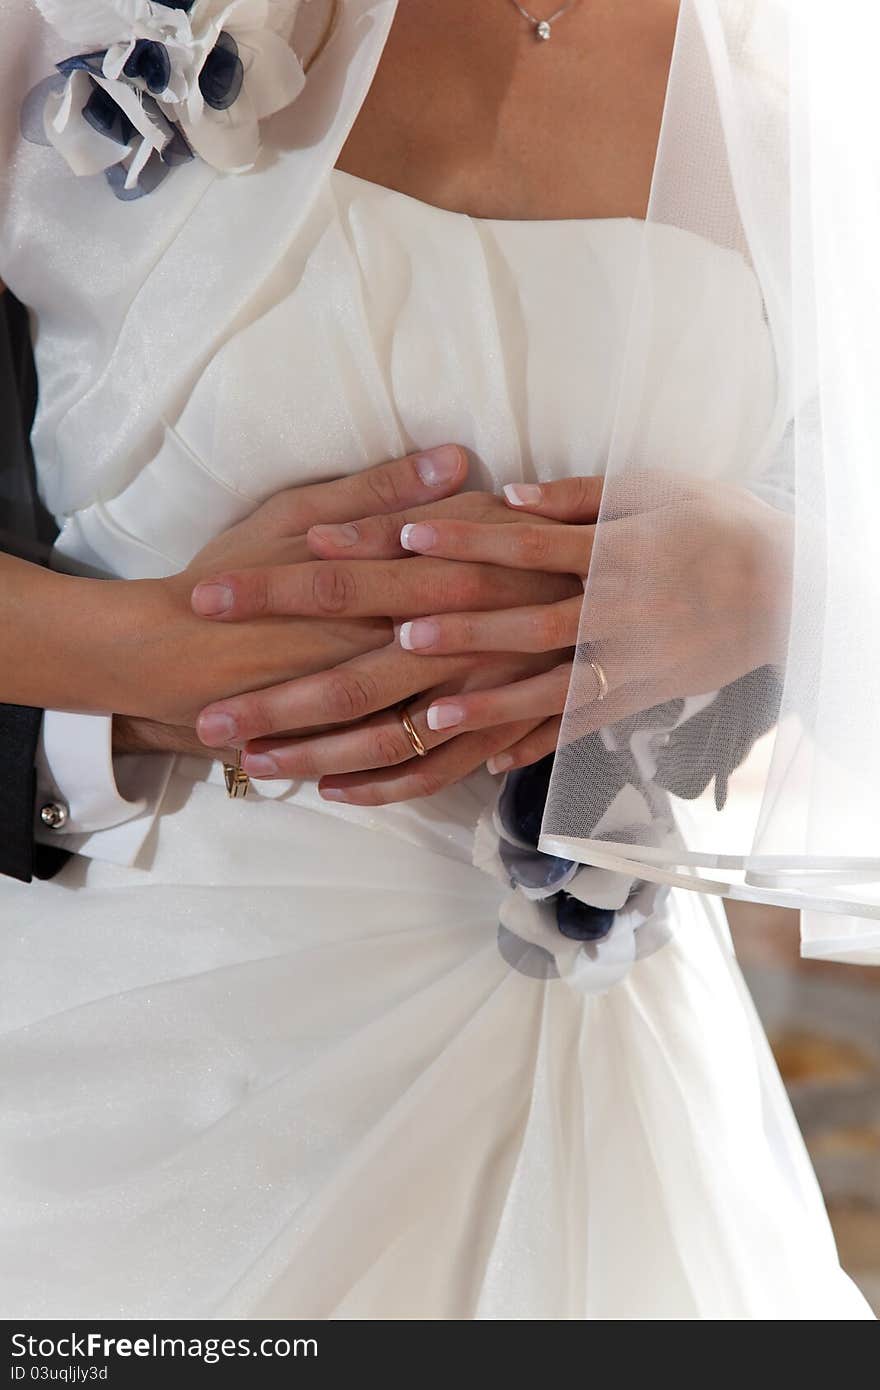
left=22, top=0, right=306, bottom=198
left=474, top=745, right=671, bottom=996
left=478, top=669, right=780, bottom=993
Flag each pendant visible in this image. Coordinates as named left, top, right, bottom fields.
left=535, top=20, right=552, bottom=40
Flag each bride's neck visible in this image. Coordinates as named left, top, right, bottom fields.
left=335, top=0, right=680, bottom=222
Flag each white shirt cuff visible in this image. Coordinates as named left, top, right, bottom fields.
left=35, top=711, right=174, bottom=866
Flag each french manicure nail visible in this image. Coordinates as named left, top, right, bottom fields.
left=310, top=522, right=360, bottom=547
left=427, top=702, right=465, bottom=731
left=197, top=712, right=238, bottom=744
left=487, top=753, right=514, bottom=775
left=401, top=523, right=437, bottom=552
left=191, top=583, right=233, bottom=616
left=399, top=618, right=440, bottom=651
left=241, top=753, right=280, bottom=777
left=503, top=483, right=543, bottom=507
left=320, top=786, right=350, bottom=802
left=415, top=445, right=462, bottom=487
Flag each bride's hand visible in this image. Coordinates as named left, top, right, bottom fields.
left=110, top=446, right=471, bottom=735
left=235, top=472, right=789, bottom=800
left=325, top=473, right=792, bottom=780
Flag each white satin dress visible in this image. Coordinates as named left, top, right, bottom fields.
left=0, top=150, right=873, bottom=1318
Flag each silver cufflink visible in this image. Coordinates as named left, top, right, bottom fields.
left=40, top=802, right=69, bottom=831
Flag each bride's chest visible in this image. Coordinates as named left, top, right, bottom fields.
left=169, top=174, right=778, bottom=505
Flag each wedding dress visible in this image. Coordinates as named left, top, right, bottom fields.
left=0, top=1, right=873, bottom=1320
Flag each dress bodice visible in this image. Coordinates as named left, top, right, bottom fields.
left=22, top=168, right=777, bottom=578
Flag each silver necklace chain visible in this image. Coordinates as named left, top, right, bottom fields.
left=507, top=0, right=581, bottom=42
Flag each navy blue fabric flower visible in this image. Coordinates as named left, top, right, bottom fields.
left=123, top=41, right=173, bottom=97
left=497, top=754, right=578, bottom=892
left=496, top=751, right=617, bottom=946
left=555, top=896, right=616, bottom=942
left=55, top=52, right=106, bottom=78
left=81, top=82, right=136, bottom=147
left=477, top=732, right=672, bottom=993
left=498, top=755, right=554, bottom=847
left=199, top=32, right=244, bottom=112
left=24, top=1, right=307, bottom=199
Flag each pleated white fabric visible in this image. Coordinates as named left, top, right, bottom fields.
left=0, top=759, right=872, bottom=1319
left=0, top=160, right=872, bottom=1316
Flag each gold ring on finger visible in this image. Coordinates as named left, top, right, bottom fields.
left=223, top=748, right=251, bottom=798
left=399, top=706, right=428, bottom=757
left=589, top=659, right=609, bottom=703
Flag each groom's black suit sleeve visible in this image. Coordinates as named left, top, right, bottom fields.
left=0, top=289, right=69, bottom=882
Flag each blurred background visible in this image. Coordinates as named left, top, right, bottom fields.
left=728, top=900, right=880, bottom=1312
left=716, top=728, right=880, bottom=1312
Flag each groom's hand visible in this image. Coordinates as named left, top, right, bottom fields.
left=190, top=487, right=558, bottom=620
left=114, top=446, right=471, bottom=750
left=180, top=443, right=470, bottom=593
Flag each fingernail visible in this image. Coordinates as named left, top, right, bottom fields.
left=310, top=522, right=360, bottom=548
left=487, top=753, right=514, bottom=775
left=401, top=523, right=437, bottom=552
left=399, top=618, right=440, bottom=651
left=503, top=483, right=543, bottom=507
left=191, top=582, right=233, bottom=616
left=320, top=786, right=350, bottom=802
left=415, top=445, right=462, bottom=487
left=241, top=753, right=280, bottom=777
left=427, top=702, right=465, bottom=731
left=197, top=712, right=238, bottom=744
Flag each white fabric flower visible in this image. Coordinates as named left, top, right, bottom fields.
left=31, top=0, right=306, bottom=194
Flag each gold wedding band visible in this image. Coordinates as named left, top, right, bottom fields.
left=400, top=706, right=428, bottom=758
left=223, top=748, right=251, bottom=799
left=590, top=659, right=609, bottom=703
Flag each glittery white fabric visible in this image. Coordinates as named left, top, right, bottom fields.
left=0, top=1, right=872, bottom=1319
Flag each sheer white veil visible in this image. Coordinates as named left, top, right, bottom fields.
left=541, top=0, right=880, bottom=964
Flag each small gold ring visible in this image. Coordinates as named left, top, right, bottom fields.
left=400, top=707, right=428, bottom=758
left=223, top=748, right=251, bottom=799
left=590, top=659, right=609, bottom=703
